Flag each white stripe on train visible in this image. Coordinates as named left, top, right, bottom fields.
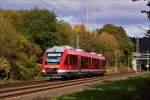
left=57, top=69, right=105, bottom=73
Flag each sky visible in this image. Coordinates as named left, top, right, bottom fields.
left=0, top=0, right=149, bottom=37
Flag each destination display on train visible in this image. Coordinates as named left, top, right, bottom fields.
left=47, top=53, right=61, bottom=57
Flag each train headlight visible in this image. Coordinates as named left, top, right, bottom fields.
left=42, top=69, right=46, bottom=73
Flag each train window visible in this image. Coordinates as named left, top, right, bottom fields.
left=81, top=57, right=88, bottom=68
left=92, top=59, right=95, bottom=67
left=99, top=60, right=101, bottom=68
left=64, top=54, right=78, bottom=66
left=92, top=59, right=99, bottom=68
left=88, top=58, right=91, bottom=66
left=96, top=59, right=99, bottom=69
left=70, top=55, right=77, bottom=65
left=101, top=60, right=105, bottom=67
left=64, top=55, right=69, bottom=65
left=46, top=52, right=62, bottom=65
left=97, top=60, right=99, bottom=68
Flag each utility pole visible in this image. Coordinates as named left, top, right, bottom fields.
left=93, top=4, right=95, bottom=33
left=115, top=49, right=118, bottom=73
left=136, top=36, right=140, bottom=71
left=146, top=50, right=150, bottom=71
left=86, top=1, right=95, bottom=32
left=141, top=0, right=150, bottom=37
left=128, top=56, right=130, bottom=72
left=86, top=3, right=89, bottom=29
left=76, top=35, right=80, bottom=49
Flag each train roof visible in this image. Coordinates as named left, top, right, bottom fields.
left=46, top=46, right=105, bottom=59
left=66, top=49, right=105, bottom=60
left=46, top=45, right=74, bottom=52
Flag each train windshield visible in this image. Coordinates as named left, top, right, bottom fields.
left=46, top=53, right=62, bottom=65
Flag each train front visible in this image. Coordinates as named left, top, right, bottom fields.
left=41, top=46, right=74, bottom=79
left=41, top=47, right=63, bottom=79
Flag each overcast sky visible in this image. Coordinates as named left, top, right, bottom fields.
left=0, top=0, right=149, bottom=37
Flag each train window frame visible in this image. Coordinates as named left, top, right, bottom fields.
left=88, top=58, right=91, bottom=66
left=81, top=56, right=88, bottom=68
left=46, top=52, right=62, bottom=65
left=92, top=58, right=99, bottom=69
left=64, top=54, right=78, bottom=66
left=101, top=60, right=105, bottom=68
left=99, top=60, right=101, bottom=68
left=64, top=54, right=69, bottom=65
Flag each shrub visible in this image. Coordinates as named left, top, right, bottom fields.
left=0, top=57, right=11, bottom=79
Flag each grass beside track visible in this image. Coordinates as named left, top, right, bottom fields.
left=57, top=72, right=150, bottom=100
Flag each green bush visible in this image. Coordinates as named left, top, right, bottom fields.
left=0, top=57, right=10, bottom=79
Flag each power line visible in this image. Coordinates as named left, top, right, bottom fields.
left=86, top=1, right=96, bottom=32
left=57, top=0, right=86, bottom=24
left=54, top=0, right=97, bottom=49
left=1, top=0, right=21, bottom=9
left=38, top=0, right=97, bottom=49
left=76, top=35, right=80, bottom=49
left=40, top=0, right=66, bottom=16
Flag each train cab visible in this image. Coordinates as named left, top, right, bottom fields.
left=41, top=46, right=74, bottom=78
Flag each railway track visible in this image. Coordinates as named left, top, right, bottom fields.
left=0, top=72, right=136, bottom=100
left=0, top=80, right=49, bottom=88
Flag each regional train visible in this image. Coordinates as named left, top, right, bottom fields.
left=41, top=46, right=106, bottom=79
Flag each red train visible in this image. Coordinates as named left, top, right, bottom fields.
left=41, top=46, right=106, bottom=79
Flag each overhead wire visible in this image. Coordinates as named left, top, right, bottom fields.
left=1, top=0, right=22, bottom=9
left=57, top=0, right=98, bottom=49
left=4, top=0, right=99, bottom=51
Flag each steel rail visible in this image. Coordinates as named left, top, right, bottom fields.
left=0, top=72, right=133, bottom=99
left=0, top=73, right=125, bottom=93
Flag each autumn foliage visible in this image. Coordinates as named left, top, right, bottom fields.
left=0, top=8, right=133, bottom=80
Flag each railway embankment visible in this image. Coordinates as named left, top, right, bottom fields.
left=0, top=72, right=147, bottom=100
left=58, top=72, right=150, bottom=100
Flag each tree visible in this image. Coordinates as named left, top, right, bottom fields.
left=0, top=11, right=41, bottom=80
left=0, top=57, right=10, bottom=79
left=56, top=20, right=73, bottom=45
left=0, top=15, right=21, bottom=59
left=99, top=24, right=133, bottom=57
left=97, top=24, right=133, bottom=66
left=73, top=24, right=94, bottom=50
left=9, top=8, right=58, bottom=50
